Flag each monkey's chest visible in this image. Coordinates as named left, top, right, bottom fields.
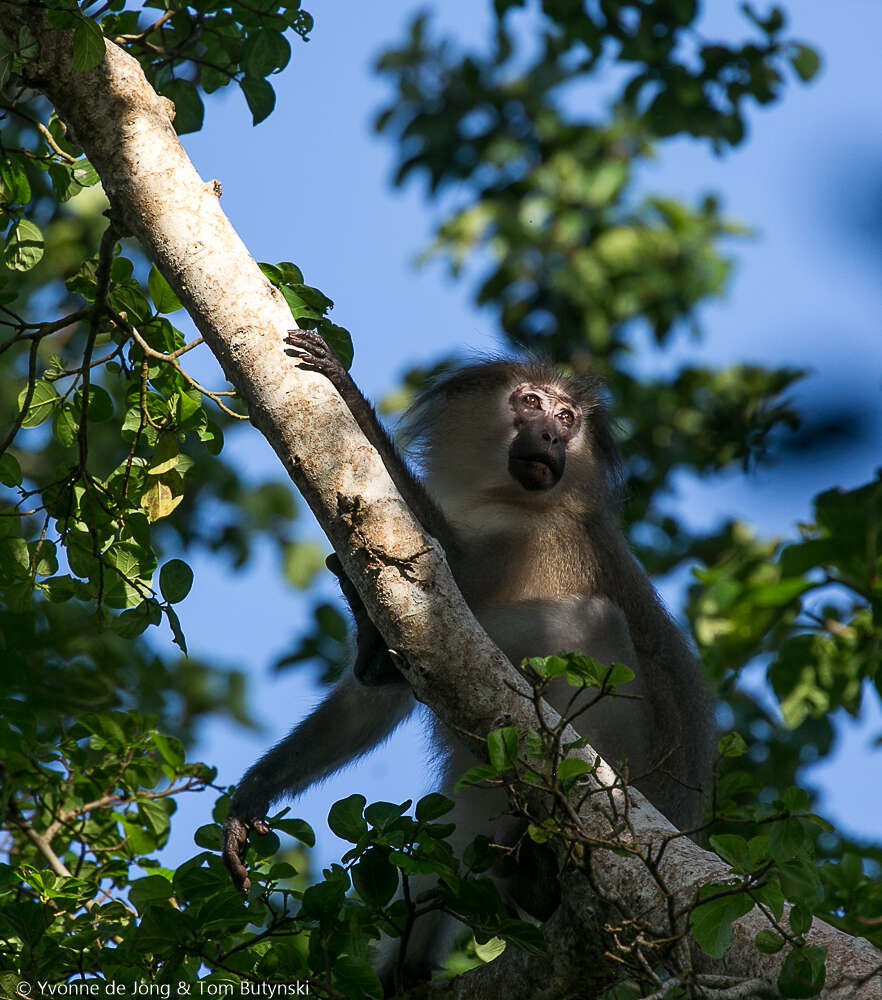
left=455, top=531, right=599, bottom=607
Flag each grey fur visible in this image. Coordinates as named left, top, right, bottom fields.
left=223, top=355, right=714, bottom=986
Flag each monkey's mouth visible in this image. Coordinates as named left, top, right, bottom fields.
left=508, top=456, right=561, bottom=491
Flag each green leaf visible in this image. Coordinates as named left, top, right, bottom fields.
left=176, top=390, right=202, bottom=427
left=43, top=574, right=76, bottom=603
left=557, top=757, right=591, bottom=791
left=299, top=867, right=349, bottom=920
left=789, top=903, right=812, bottom=937
left=72, top=17, right=106, bottom=72
left=689, top=888, right=754, bottom=958
left=497, top=918, right=546, bottom=955
left=0, top=453, right=22, bottom=487
left=315, top=602, right=346, bottom=640
left=142, top=470, right=185, bottom=522
left=474, top=936, right=506, bottom=962
left=111, top=602, right=153, bottom=638
left=0, top=157, right=31, bottom=204
left=165, top=604, right=188, bottom=655
left=250, top=827, right=280, bottom=858
left=193, top=824, right=222, bottom=850
left=240, top=76, right=276, bottom=125
left=259, top=262, right=283, bottom=284
left=454, top=763, right=499, bottom=791
left=717, top=731, right=748, bottom=757
left=159, top=79, right=205, bottom=135
left=709, top=834, right=751, bottom=872
left=71, top=159, right=100, bottom=188
left=268, top=862, right=297, bottom=880
left=75, top=384, right=114, bottom=422
left=352, top=848, right=399, bottom=906
left=333, top=956, right=383, bottom=1000
left=487, top=726, right=518, bottom=773
left=769, top=818, right=807, bottom=863
left=48, top=162, right=76, bottom=202
left=160, top=559, right=194, bottom=604
left=524, top=728, right=546, bottom=758
left=605, top=662, right=636, bottom=686
left=148, top=266, right=183, bottom=313
left=778, top=945, right=827, bottom=998
left=151, top=730, right=185, bottom=767
left=789, top=44, right=821, bottom=83
left=17, top=381, right=58, bottom=428
left=28, top=540, right=58, bottom=577
left=780, top=786, right=809, bottom=811
left=526, top=819, right=557, bottom=844
left=415, top=793, right=454, bottom=822
left=52, top=404, right=78, bottom=447
left=0, top=537, right=29, bottom=579
left=524, top=653, right=568, bottom=679
left=242, top=29, right=291, bottom=78
left=274, top=818, right=316, bottom=847
left=755, top=929, right=785, bottom=954
left=364, top=800, right=410, bottom=829
left=277, top=261, right=304, bottom=284
left=129, top=875, right=173, bottom=912
left=327, top=794, right=367, bottom=842
left=147, top=433, right=183, bottom=475
left=282, top=541, right=326, bottom=589
left=3, top=219, right=44, bottom=271
left=197, top=420, right=224, bottom=455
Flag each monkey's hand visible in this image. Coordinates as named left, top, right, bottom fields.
left=222, top=807, right=271, bottom=893
left=325, top=553, right=406, bottom=686
left=284, top=329, right=356, bottom=402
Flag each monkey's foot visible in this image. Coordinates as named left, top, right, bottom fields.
left=221, top=814, right=271, bottom=893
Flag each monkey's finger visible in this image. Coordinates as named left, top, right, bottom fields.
left=284, top=329, right=330, bottom=358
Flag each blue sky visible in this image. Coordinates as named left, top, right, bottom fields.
left=156, top=1, right=882, bottom=871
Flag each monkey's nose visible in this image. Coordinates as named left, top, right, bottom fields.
left=541, top=431, right=559, bottom=445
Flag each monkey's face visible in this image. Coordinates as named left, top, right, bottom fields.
left=507, top=383, right=582, bottom=492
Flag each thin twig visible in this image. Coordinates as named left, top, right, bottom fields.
left=113, top=9, right=174, bottom=43
left=113, top=311, right=248, bottom=419
left=0, top=102, right=77, bottom=162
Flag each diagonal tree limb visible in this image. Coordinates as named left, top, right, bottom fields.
left=5, top=9, right=880, bottom=998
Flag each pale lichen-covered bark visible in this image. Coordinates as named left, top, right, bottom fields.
left=8, top=9, right=881, bottom=998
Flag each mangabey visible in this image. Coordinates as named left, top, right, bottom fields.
left=223, top=331, right=713, bottom=982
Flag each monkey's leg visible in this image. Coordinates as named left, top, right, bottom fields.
left=222, top=674, right=414, bottom=891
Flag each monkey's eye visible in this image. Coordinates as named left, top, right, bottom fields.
left=523, top=393, right=541, bottom=408
left=558, top=410, right=574, bottom=427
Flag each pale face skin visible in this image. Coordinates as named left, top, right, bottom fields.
left=507, top=382, right=582, bottom=491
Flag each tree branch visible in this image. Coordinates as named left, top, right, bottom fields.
left=6, top=10, right=880, bottom=999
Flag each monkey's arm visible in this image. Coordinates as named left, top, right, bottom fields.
left=285, top=329, right=456, bottom=685
left=324, top=552, right=405, bottom=685
left=284, top=330, right=452, bottom=551
left=222, top=673, right=414, bottom=891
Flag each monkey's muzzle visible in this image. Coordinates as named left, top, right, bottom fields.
left=508, top=434, right=565, bottom=490
left=508, top=457, right=559, bottom=490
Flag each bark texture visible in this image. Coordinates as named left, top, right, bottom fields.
left=7, top=9, right=881, bottom=999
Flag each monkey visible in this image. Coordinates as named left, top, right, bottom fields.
left=222, top=330, right=714, bottom=985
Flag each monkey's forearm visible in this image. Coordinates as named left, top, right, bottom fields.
left=230, top=674, right=414, bottom=818
left=285, top=330, right=452, bottom=549
left=223, top=674, right=414, bottom=890
left=326, top=553, right=410, bottom=685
